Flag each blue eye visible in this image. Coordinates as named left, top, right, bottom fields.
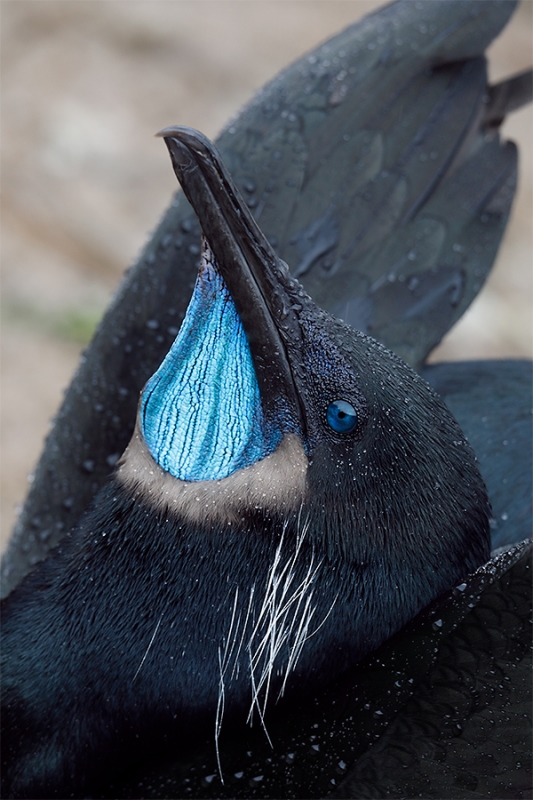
left=326, top=400, right=358, bottom=434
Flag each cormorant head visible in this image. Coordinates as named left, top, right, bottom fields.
left=117, top=127, right=490, bottom=664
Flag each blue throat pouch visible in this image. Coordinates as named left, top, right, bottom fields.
left=141, top=246, right=280, bottom=481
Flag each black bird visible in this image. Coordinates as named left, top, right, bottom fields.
left=1, top=1, right=531, bottom=798
left=1, top=127, right=492, bottom=798
left=2, top=0, right=531, bottom=596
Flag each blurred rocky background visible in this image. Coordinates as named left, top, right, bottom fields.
left=1, top=1, right=531, bottom=552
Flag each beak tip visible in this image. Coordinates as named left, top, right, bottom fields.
left=155, top=125, right=180, bottom=140
left=155, top=126, right=214, bottom=159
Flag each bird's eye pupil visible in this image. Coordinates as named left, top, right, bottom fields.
left=326, top=400, right=358, bottom=434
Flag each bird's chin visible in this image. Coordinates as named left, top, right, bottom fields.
left=116, top=420, right=309, bottom=525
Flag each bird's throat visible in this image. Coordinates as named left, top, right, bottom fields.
left=140, top=245, right=283, bottom=482
left=117, top=423, right=308, bottom=524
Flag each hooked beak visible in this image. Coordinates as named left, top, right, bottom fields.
left=157, top=126, right=307, bottom=438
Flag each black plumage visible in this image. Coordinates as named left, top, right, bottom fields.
left=422, top=360, right=532, bottom=548
left=2, top=0, right=531, bottom=596
left=2, top=127, right=492, bottom=798
left=1, top=1, right=532, bottom=798
left=115, top=540, right=531, bottom=799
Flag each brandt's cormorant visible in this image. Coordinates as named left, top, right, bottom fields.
left=3, top=114, right=531, bottom=798
left=2, top=0, right=531, bottom=596
left=0, top=126, right=494, bottom=798
left=1, top=1, right=532, bottom=798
